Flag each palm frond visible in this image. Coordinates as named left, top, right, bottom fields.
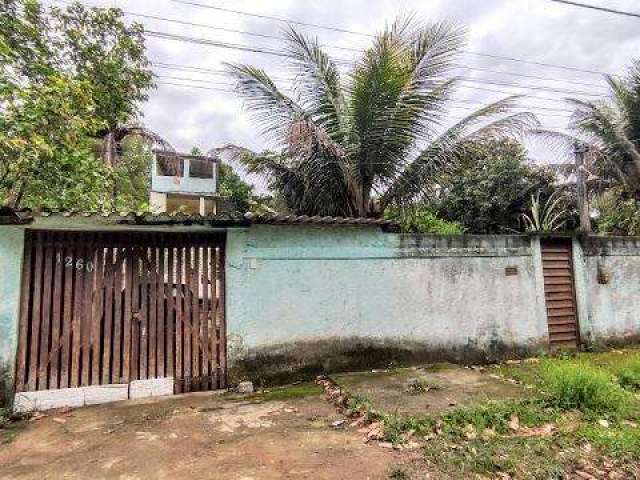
left=284, top=27, right=346, bottom=142
left=382, top=97, right=537, bottom=206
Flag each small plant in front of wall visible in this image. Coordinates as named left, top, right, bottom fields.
left=406, top=377, right=442, bottom=395
left=521, top=190, right=569, bottom=233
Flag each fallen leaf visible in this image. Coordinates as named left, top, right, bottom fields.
left=598, top=419, right=610, bottom=428
left=507, top=414, right=520, bottom=431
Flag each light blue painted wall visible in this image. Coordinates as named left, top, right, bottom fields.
left=0, top=227, right=25, bottom=371
left=582, top=237, right=640, bottom=342
left=226, top=225, right=549, bottom=360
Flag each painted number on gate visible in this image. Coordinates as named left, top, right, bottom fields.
left=56, top=252, right=95, bottom=272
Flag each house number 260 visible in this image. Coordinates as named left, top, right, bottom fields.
left=56, top=253, right=95, bottom=272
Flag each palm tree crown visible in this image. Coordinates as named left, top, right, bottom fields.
left=226, top=18, right=537, bottom=217
left=541, top=60, right=640, bottom=200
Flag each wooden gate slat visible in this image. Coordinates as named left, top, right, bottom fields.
left=80, top=239, right=96, bottom=387
left=131, top=246, right=141, bottom=381
left=149, top=243, right=157, bottom=380
left=27, top=232, right=44, bottom=391
left=210, top=244, right=218, bottom=388
left=15, top=233, right=33, bottom=392
left=139, top=246, right=149, bottom=380
left=201, top=245, right=210, bottom=389
left=156, top=244, right=165, bottom=378
left=112, top=248, right=124, bottom=383
left=218, top=243, right=227, bottom=388
left=175, top=246, right=184, bottom=393
left=60, top=236, right=74, bottom=389
left=166, top=246, right=175, bottom=381
left=91, top=239, right=105, bottom=385
left=191, top=245, right=200, bottom=390
left=49, top=233, right=64, bottom=390
left=38, top=232, right=54, bottom=390
left=102, top=247, right=114, bottom=384
left=122, top=240, right=133, bottom=383
left=183, top=244, right=192, bottom=392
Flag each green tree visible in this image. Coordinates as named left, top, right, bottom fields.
left=0, top=0, right=157, bottom=209
left=0, top=74, right=107, bottom=208
left=429, top=139, right=558, bottom=233
left=217, top=163, right=254, bottom=212
left=225, top=19, right=537, bottom=217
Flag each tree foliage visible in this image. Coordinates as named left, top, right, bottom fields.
left=428, top=139, right=559, bottom=233
left=226, top=18, right=538, bottom=217
left=0, top=0, right=154, bottom=209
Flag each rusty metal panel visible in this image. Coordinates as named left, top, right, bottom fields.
left=541, top=239, right=579, bottom=349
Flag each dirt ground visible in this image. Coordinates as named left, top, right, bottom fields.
left=334, top=363, right=522, bottom=416
left=0, top=384, right=411, bottom=480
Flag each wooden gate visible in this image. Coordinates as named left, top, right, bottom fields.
left=15, top=230, right=226, bottom=394
left=540, top=239, right=580, bottom=349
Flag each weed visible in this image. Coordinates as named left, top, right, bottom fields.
left=579, top=423, right=640, bottom=461
left=260, top=382, right=323, bottom=401
left=439, top=399, right=558, bottom=436
left=382, top=414, right=435, bottom=443
left=388, top=467, right=410, bottom=480
left=405, top=377, right=441, bottom=395
left=617, top=357, right=640, bottom=391
left=424, top=434, right=577, bottom=479
left=541, top=361, right=629, bottom=416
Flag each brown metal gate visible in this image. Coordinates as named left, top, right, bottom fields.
left=15, top=230, right=226, bottom=394
left=541, top=239, right=579, bottom=349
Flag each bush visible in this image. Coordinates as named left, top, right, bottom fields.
left=0, top=363, right=12, bottom=409
left=384, top=206, right=463, bottom=234
left=541, top=361, right=629, bottom=415
left=618, top=357, right=640, bottom=391
left=594, top=188, right=640, bottom=236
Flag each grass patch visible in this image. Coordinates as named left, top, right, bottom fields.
left=439, top=398, right=559, bottom=437
left=617, top=356, right=640, bottom=391
left=579, top=423, right=640, bottom=461
left=424, top=434, right=579, bottom=479
left=260, top=382, right=323, bottom=401
left=540, top=361, right=629, bottom=416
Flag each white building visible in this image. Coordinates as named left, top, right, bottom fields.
left=149, top=151, right=219, bottom=215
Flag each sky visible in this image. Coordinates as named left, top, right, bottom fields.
left=44, top=0, right=640, bottom=181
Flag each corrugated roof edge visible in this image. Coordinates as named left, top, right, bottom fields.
left=0, top=209, right=398, bottom=229
left=244, top=212, right=398, bottom=227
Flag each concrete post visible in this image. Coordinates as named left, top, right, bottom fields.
left=530, top=235, right=550, bottom=348
left=572, top=237, right=592, bottom=345
left=0, top=227, right=26, bottom=404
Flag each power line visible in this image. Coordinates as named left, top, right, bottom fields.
left=171, top=0, right=374, bottom=37
left=148, top=31, right=607, bottom=97
left=549, top=0, right=640, bottom=18
left=457, top=77, right=604, bottom=97
left=155, top=74, right=575, bottom=115
left=171, top=0, right=614, bottom=77
left=152, top=64, right=601, bottom=107
left=51, top=0, right=616, bottom=79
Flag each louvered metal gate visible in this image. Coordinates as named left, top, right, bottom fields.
left=540, top=239, right=580, bottom=349
left=15, top=230, right=226, bottom=394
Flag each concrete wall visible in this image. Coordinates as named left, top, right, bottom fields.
left=0, top=227, right=25, bottom=402
left=581, top=237, right=640, bottom=343
left=226, top=226, right=550, bottom=384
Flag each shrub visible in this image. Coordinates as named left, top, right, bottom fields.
left=618, top=357, right=640, bottom=391
left=384, top=206, right=463, bottom=234
left=594, top=188, right=640, bottom=236
left=541, top=361, right=629, bottom=415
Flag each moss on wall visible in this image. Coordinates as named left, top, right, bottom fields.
left=228, top=336, right=547, bottom=387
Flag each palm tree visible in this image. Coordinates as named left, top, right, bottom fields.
left=223, top=18, right=538, bottom=217
left=539, top=60, right=640, bottom=201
